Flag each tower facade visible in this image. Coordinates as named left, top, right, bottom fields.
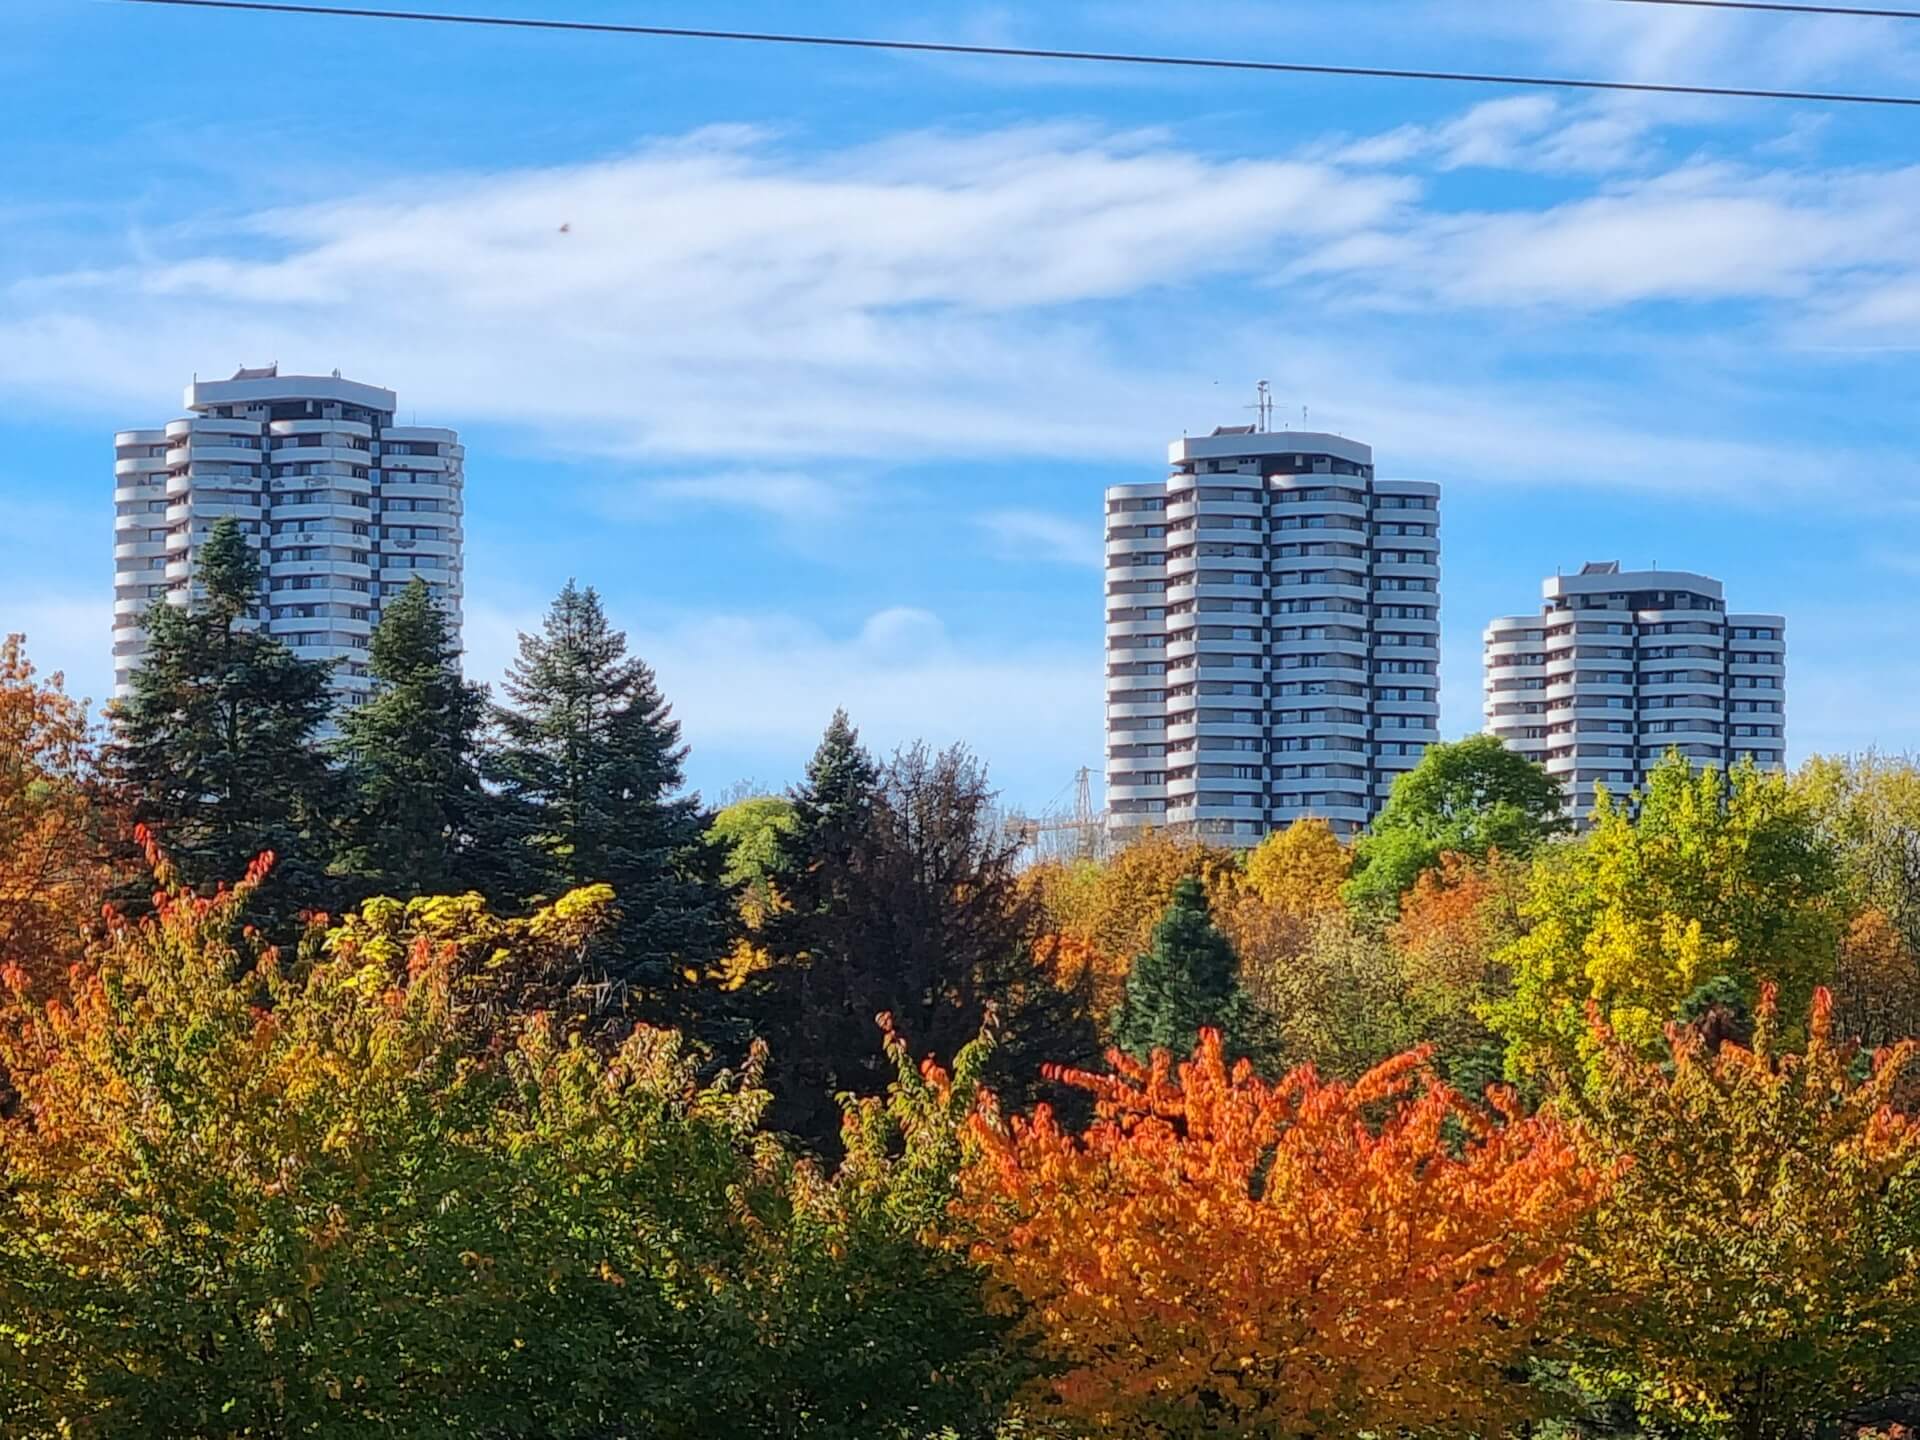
left=113, top=366, right=464, bottom=707
left=1483, top=562, right=1785, bottom=821
left=1105, top=427, right=1440, bottom=845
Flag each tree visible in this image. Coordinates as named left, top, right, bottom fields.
left=708, top=793, right=799, bottom=991
left=958, top=1032, right=1600, bottom=1439
left=1242, top=817, right=1351, bottom=920
left=1232, top=906, right=1417, bottom=1079
left=711, top=792, right=798, bottom=930
left=756, top=726, right=1097, bottom=1153
left=1020, top=832, right=1242, bottom=1023
left=0, top=635, right=114, bottom=995
left=1831, top=907, right=1920, bottom=1052
left=1798, top=752, right=1920, bottom=959
left=488, top=580, right=731, bottom=1017
left=1551, top=987, right=1920, bottom=1440
left=107, top=517, right=336, bottom=917
left=1488, top=754, right=1841, bottom=1080
left=332, top=577, right=491, bottom=901
left=0, top=850, right=1015, bottom=1439
left=1797, top=753, right=1920, bottom=1045
left=1389, top=850, right=1529, bottom=1094
left=1110, top=875, right=1248, bottom=1061
left=1346, top=734, right=1566, bottom=912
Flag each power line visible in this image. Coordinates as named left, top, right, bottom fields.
left=1600, top=0, right=1920, bottom=19
left=108, top=0, right=1920, bottom=108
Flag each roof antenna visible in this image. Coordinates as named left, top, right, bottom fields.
left=1250, top=380, right=1273, bottom=433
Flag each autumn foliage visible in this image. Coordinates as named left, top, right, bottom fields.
left=1555, top=986, right=1920, bottom=1438
left=958, top=1031, right=1601, bottom=1438
left=0, top=635, right=114, bottom=994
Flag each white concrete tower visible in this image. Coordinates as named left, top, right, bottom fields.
left=1483, top=562, right=1786, bottom=821
left=113, top=366, right=465, bottom=709
left=1104, top=425, right=1441, bottom=846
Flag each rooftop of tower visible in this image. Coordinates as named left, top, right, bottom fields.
left=184, top=365, right=398, bottom=414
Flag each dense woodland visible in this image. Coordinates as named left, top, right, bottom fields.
left=4, top=516, right=1920, bottom=1437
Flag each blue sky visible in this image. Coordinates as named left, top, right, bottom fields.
left=6, top=0, right=1920, bottom=812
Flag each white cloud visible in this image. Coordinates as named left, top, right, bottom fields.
left=977, top=508, right=1102, bottom=568
left=6, top=115, right=1919, bottom=508
left=1330, top=96, right=1629, bottom=176
left=1298, top=161, right=1920, bottom=313
left=0, top=124, right=1411, bottom=462
left=599, top=470, right=848, bottom=524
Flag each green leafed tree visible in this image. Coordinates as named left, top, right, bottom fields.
left=486, top=580, right=732, bottom=1017
left=332, top=576, right=491, bottom=901
left=108, top=517, right=336, bottom=918
left=1486, top=753, right=1841, bottom=1081
left=0, top=860, right=1017, bottom=1439
left=710, top=792, right=798, bottom=927
left=1110, top=873, right=1248, bottom=1061
left=1550, top=987, right=1920, bottom=1440
left=1345, top=733, right=1567, bottom=914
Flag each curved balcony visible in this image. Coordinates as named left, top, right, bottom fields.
left=378, top=452, right=453, bottom=475
left=181, top=442, right=263, bottom=466
left=270, top=558, right=372, bottom=583
left=1105, top=700, right=1166, bottom=721
left=1373, top=560, right=1441, bottom=581
left=270, top=442, right=372, bottom=467
left=270, top=615, right=372, bottom=640
left=272, top=502, right=372, bottom=525
left=1483, top=635, right=1546, bottom=657
left=271, top=418, right=374, bottom=440
left=1269, top=494, right=1367, bottom=521
left=379, top=563, right=453, bottom=585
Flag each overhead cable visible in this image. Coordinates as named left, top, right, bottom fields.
left=109, top=0, right=1920, bottom=108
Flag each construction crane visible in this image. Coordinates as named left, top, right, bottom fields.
left=1006, top=765, right=1107, bottom=866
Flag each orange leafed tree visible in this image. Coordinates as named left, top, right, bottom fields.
left=0, top=635, right=113, bottom=995
left=959, top=1032, right=1602, bottom=1438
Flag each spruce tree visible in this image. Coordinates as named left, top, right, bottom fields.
left=333, top=577, right=489, bottom=900
left=762, top=708, right=879, bottom=957
left=110, top=516, right=336, bottom=915
left=488, top=581, right=731, bottom=1013
left=1111, top=875, right=1248, bottom=1060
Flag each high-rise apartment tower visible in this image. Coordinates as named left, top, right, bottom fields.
left=1105, top=426, right=1441, bottom=845
left=1483, top=562, right=1785, bottom=821
left=113, top=366, right=464, bottom=706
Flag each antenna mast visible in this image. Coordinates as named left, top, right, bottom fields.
left=1252, top=379, right=1273, bottom=433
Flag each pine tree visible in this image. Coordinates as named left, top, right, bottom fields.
left=109, top=517, right=335, bottom=917
left=487, top=581, right=731, bottom=1015
left=1112, top=874, right=1248, bottom=1060
left=332, top=577, right=489, bottom=900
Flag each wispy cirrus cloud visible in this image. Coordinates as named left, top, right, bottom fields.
left=977, top=508, right=1102, bottom=568
left=5, top=112, right=1920, bottom=505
